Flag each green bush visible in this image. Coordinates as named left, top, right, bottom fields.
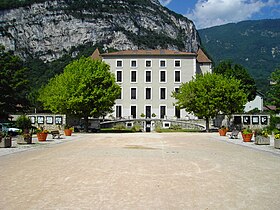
left=131, top=124, right=142, bottom=132
left=270, top=116, right=280, bottom=129
left=267, top=115, right=280, bottom=132
left=170, top=124, right=182, bottom=130
left=113, top=123, right=126, bottom=130
left=15, top=115, right=32, bottom=130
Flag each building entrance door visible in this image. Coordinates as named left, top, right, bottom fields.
left=146, top=120, right=151, bottom=132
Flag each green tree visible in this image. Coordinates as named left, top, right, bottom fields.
left=39, top=57, right=121, bottom=131
left=0, top=45, right=30, bottom=121
left=173, top=73, right=247, bottom=132
left=268, top=68, right=280, bottom=112
left=214, top=61, right=257, bottom=101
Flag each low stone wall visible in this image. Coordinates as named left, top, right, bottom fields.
left=11, top=114, right=66, bottom=131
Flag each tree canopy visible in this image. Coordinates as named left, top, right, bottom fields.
left=39, top=57, right=121, bottom=131
left=268, top=68, right=280, bottom=112
left=173, top=73, right=247, bottom=131
left=214, top=61, right=257, bottom=101
left=0, top=45, right=30, bottom=121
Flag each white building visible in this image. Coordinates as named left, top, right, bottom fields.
left=244, top=92, right=264, bottom=112
left=93, top=48, right=212, bottom=120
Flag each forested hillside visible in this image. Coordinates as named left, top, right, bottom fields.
left=199, top=19, right=280, bottom=94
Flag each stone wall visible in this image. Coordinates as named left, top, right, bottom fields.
left=12, top=114, right=66, bottom=131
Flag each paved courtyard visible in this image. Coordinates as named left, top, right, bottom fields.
left=1, top=132, right=280, bottom=209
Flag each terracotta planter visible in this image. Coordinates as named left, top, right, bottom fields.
left=64, top=129, right=73, bottom=136
left=255, top=136, right=270, bottom=145
left=219, top=129, right=227, bottom=136
left=274, top=139, right=280, bottom=149
left=37, top=133, right=48, bottom=141
left=0, top=136, right=12, bottom=148
left=242, top=133, right=253, bottom=142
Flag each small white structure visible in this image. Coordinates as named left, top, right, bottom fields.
left=244, top=92, right=264, bottom=112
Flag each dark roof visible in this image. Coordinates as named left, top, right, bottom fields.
left=91, top=48, right=101, bottom=60
left=101, top=49, right=196, bottom=57
left=196, top=48, right=212, bottom=63
left=256, top=91, right=265, bottom=97
left=263, top=105, right=277, bottom=111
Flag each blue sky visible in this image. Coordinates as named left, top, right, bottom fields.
left=159, top=0, right=280, bottom=29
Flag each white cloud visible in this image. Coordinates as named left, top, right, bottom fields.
left=159, top=0, right=173, bottom=6
left=186, top=0, right=275, bottom=29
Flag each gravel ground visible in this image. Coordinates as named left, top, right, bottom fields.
left=2, top=131, right=280, bottom=157
left=0, top=132, right=280, bottom=209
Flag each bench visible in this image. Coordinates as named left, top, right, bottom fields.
left=50, top=130, right=61, bottom=139
left=229, top=129, right=239, bottom=139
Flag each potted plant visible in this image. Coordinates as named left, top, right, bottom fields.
left=0, top=131, right=12, bottom=148
left=17, top=133, right=33, bottom=144
left=36, top=127, right=49, bottom=141
left=64, top=124, right=73, bottom=136
left=255, top=128, right=270, bottom=145
left=15, top=115, right=32, bottom=134
left=152, top=113, right=156, bottom=118
left=274, top=132, right=280, bottom=149
left=16, top=115, right=33, bottom=144
left=140, top=113, right=145, bottom=118
left=241, top=127, right=253, bottom=142
left=218, top=126, right=228, bottom=136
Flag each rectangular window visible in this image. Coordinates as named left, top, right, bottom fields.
left=175, top=71, right=181, bottom=82
left=116, top=60, right=123, bottom=68
left=145, top=88, right=152, bottom=100
left=160, top=71, right=166, bottom=82
left=160, top=88, right=166, bottom=100
left=131, top=106, right=136, bottom=119
left=116, top=106, right=122, bottom=118
left=160, top=60, right=166, bottom=68
left=131, top=88, right=137, bottom=100
left=145, top=60, right=152, bottom=68
left=175, top=106, right=180, bottom=118
left=131, top=71, right=137, bottom=83
left=116, top=71, right=122, bottom=82
left=175, top=60, right=181, bottom=67
left=145, top=106, right=151, bottom=118
left=160, top=106, right=166, bottom=119
left=145, top=71, right=152, bottom=83
left=131, top=60, right=137, bottom=68
left=175, top=88, right=179, bottom=93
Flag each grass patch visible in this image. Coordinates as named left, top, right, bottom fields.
left=155, top=128, right=201, bottom=133
left=100, top=128, right=134, bottom=133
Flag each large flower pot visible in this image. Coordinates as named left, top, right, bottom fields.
left=37, top=133, right=48, bottom=141
left=255, top=136, right=270, bottom=145
left=219, top=129, right=227, bottom=136
left=242, top=133, right=253, bottom=142
left=0, top=136, right=12, bottom=148
left=64, top=129, right=73, bottom=136
left=274, top=139, right=280, bottom=149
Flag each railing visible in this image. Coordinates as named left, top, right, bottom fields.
left=100, top=117, right=206, bottom=130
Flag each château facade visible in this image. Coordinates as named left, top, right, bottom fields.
left=93, top=48, right=212, bottom=120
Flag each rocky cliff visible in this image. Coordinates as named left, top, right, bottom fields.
left=0, top=0, right=200, bottom=62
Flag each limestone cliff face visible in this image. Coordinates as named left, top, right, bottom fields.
left=0, top=0, right=200, bottom=62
